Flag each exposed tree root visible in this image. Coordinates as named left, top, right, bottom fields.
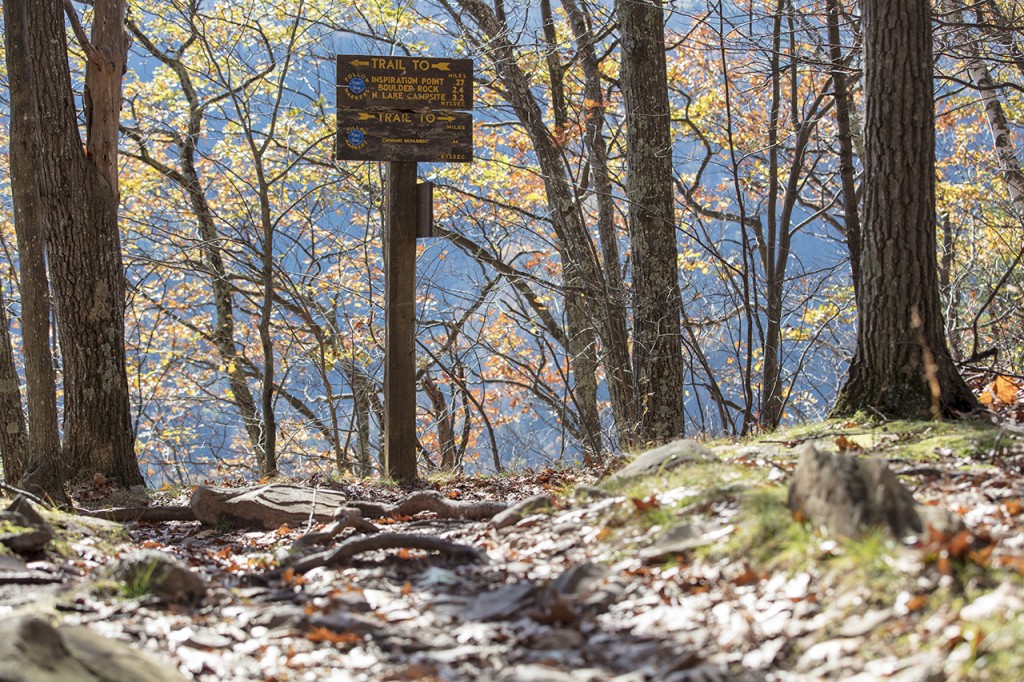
left=291, top=506, right=380, bottom=549
left=271, top=532, right=485, bottom=578
left=349, top=490, right=507, bottom=521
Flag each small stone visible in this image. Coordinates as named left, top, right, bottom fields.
left=490, top=494, right=554, bottom=529
left=531, top=628, right=584, bottom=649
left=463, top=581, right=537, bottom=621
left=916, top=504, right=965, bottom=537
left=0, top=496, right=55, bottom=555
left=111, top=550, right=206, bottom=606
left=571, top=486, right=614, bottom=502
left=551, top=562, right=610, bottom=598
left=183, top=629, right=234, bottom=650
left=548, top=561, right=625, bottom=614
left=640, top=521, right=733, bottom=563
left=249, top=604, right=307, bottom=630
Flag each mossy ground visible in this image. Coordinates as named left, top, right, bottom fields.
left=579, top=417, right=1024, bottom=677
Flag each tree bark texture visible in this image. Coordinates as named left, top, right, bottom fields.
left=563, top=0, right=639, bottom=448
left=618, top=0, right=686, bottom=443
left=422, top=371, right=459, bottom=471
left=832, top=0, right=977, bottom=418
left=1, top=0, right=65, bottom=499
left=82, top=0, right=128, bottom=195
left=827, top=0, right=863, bottom=300
left=0, top=286, right=28, bottom=483
left=26, top=0, right=143, bottom=485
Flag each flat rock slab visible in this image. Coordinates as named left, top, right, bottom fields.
left=0, top=615, right=189, bottom=682
left=191, top=484, right=348, bottom=529
left=787, top=445, right=922, bottom=539
left=607, top=440, right=716, bottom=483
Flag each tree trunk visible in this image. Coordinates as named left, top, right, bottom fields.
left=349, top=366, right=377, bottom=477
left=949, top=0, right=1024, bottom=212
left=832, top=0, right=977, bottom=418
left=827, top=0, right=862, bottom=300
left=256, top=179, right=278, bottom=478
left=422, top=371, right=459, bottom=471
left=617, top=0, right=686, bottom=443
left=0, top=286, right=27, bottom=483
left=1, top=0, right=66, bottom=501
left=31, top=0, right=143, bottom=486
left=564, top=0, right=639, bottom=448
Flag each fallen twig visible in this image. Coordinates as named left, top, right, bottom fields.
left=0, top=483, right=53, bottom=510
left=76, top=506, right=198, bottom=522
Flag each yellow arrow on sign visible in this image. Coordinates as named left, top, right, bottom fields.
left=433, top=62, right=451, bottom=72
left=437, top=115, right=456, bottom=121
left=351, top=59, right=370, bottom=67
left=357, top=112, right=376, bottom=121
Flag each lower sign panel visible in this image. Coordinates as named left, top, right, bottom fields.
left=336, top=110, right=473, bottom=162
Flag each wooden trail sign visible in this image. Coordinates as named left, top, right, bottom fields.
left=334, top=54, right=474, bottom=482
left=337, top=55, right=473, bottom=111
left=336, top=110, right=472, bottom=163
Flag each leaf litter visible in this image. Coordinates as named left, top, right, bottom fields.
left=3, top=426, right=1024, bottom=680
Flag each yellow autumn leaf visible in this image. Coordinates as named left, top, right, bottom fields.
left=993, top=375, right=1019, bottom=404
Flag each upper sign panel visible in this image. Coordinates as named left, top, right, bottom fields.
left=337, top=55, right=473, bottom=111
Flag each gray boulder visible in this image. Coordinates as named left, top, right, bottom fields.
left=787, top=445, right=922, bottom=539
left=490, top=494, right=554, bottom=529
left=607, top=440, right=716, bottom=483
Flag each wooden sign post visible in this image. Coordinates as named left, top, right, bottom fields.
left=383, top=161, right=419, bottom=483
left=336, top=55, right=473, bottom=483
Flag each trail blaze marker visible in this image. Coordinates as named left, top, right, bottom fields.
left=335, top=55, right=474, bottom=482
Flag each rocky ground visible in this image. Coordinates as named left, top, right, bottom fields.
left=2, top=417, right=1024, bottom=681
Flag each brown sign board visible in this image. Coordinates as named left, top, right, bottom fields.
left=337, top=55, right=473, bottom=111
left=336, top=110, right=473, bottom=163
